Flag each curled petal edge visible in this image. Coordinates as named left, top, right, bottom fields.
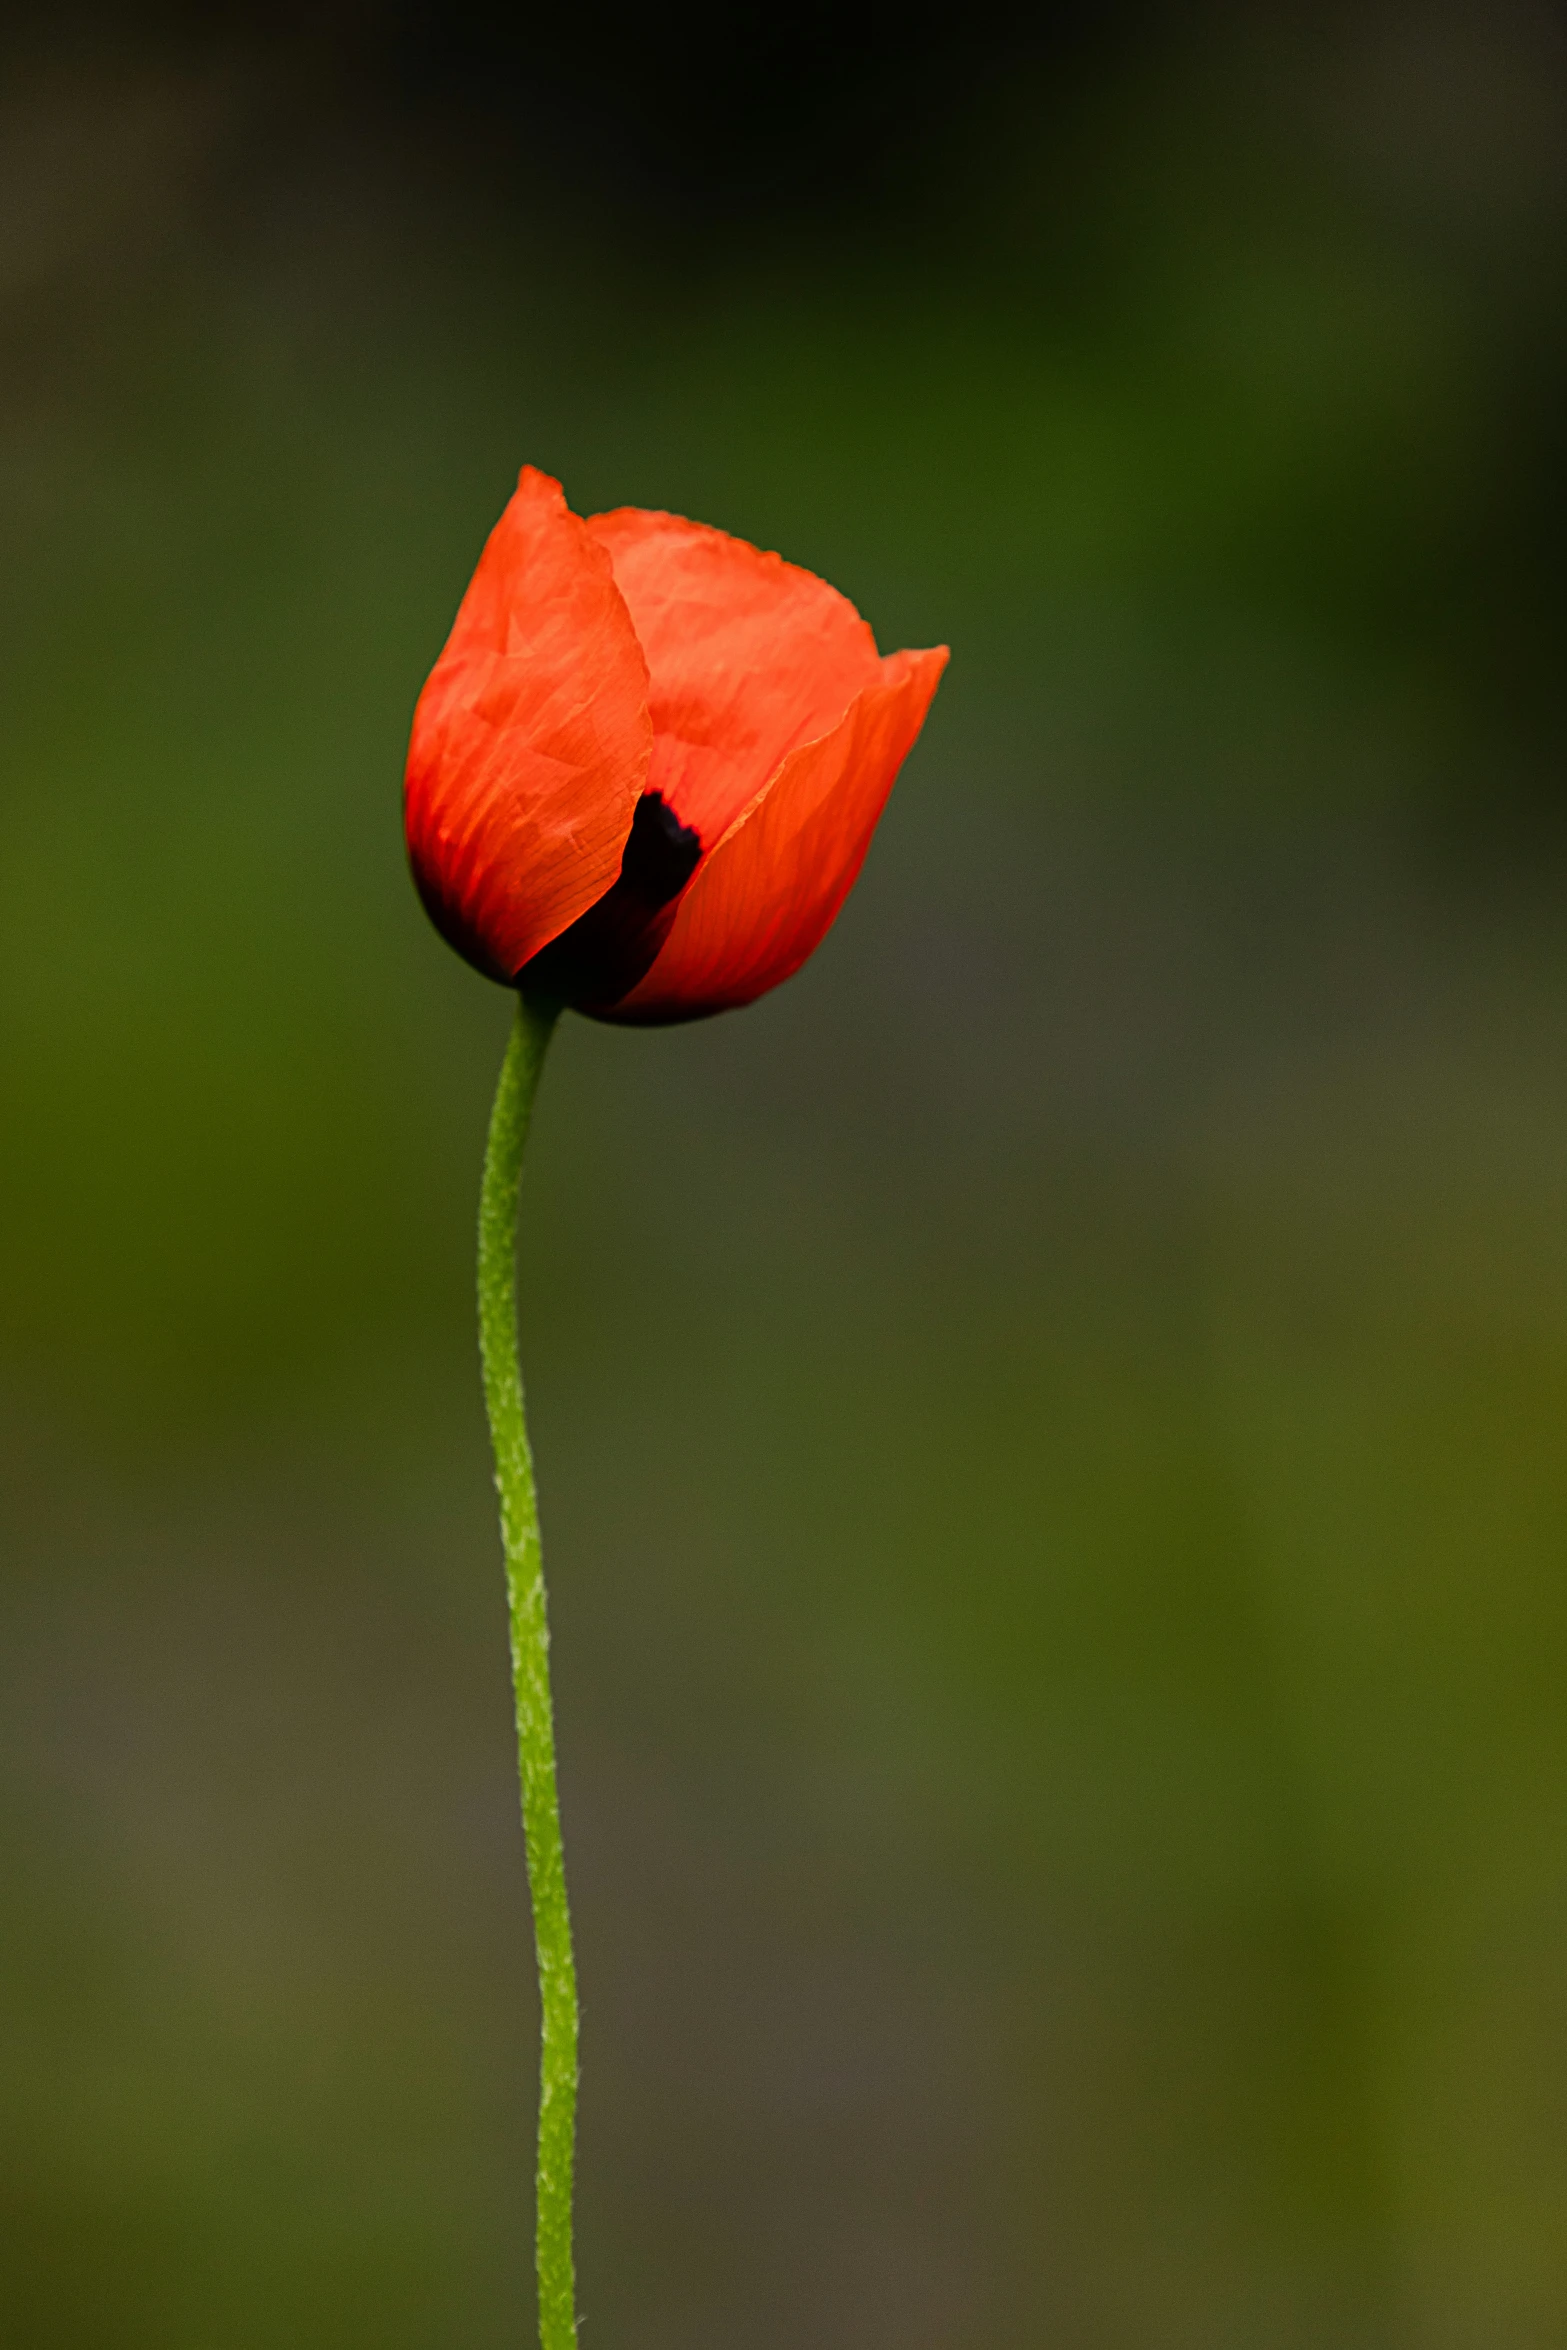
left=594, top=645, right=949, bottom=1025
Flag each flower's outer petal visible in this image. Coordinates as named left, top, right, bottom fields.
left=405, top=467, right=652, bottom=983
left=586, top=507, right=883, bottom=851
left=597, top=645, right=948, bottom=1024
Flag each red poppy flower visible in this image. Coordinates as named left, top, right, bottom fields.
left=405, top=467, right=948, bottom=1023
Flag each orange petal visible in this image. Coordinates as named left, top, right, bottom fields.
left=601, top=645, right=949, bottom=1024
left=405, top=467, right=651, bottom=982
left=586, top=507, right=883, bottom=852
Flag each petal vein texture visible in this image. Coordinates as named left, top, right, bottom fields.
left=405, top=468, right=652, bottom=980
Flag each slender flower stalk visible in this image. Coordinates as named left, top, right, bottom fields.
left=476, top=989, right=576, bottom=2350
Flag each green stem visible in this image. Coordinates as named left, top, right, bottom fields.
left=477, top=989, right=576, bottom=2350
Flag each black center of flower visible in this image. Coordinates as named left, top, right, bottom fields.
left=518, top=790, right=702, bottom=1008
left=619, top=789, right=703, bottom=905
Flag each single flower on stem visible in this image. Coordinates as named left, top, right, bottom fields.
left=404, top=464, right=946, bottom=2349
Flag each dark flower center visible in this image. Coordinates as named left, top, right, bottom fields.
left=617, top=789, right=704, bottom=904
left=519, top=790, right=702, bottom=1006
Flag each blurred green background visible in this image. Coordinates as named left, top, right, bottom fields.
left=5, top=5, right=1567, bottom=2343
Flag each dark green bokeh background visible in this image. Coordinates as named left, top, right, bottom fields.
left=6, top=7, right=1567, bottom=2343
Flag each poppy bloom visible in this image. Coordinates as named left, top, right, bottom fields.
left=405, top=466, right=948, bottom=1022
